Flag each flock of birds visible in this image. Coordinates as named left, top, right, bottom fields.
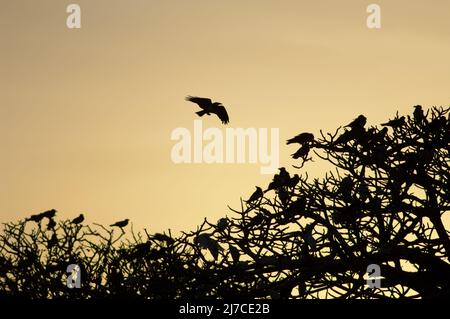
left=21, top=102, right=440, bottom=260
left=26, top=209, right=129, bottom=230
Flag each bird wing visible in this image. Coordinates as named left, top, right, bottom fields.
left=214, top=104, right=229, bottom=124
left=185, top=96, right=212, bottom=110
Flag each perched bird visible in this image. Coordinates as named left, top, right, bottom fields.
left=196, top=234, right=221, bottom=260
left=413, top=105, right=425, bottom=124
left=71, top=214, right=84, bottom=225
left=334, top=129, right=356, bottom=145
left=381, top=116, right=405, bottom=129
left=48, top=233, right=58, bottom=248
left=153, top=233, right=175, bottom=245
left=47, top=218, right=56, bottom=230
left=286, top=133, right=314, bottom=145
left=247, top=186, right=263, bottom=203
left=345, top=115, right=367, bottom=130
left=291, top=145, right=310, bottom=159
left=266, top=167, right=291, bottom=191
left=185, top=96, right=229, bottom=124
left=278, top=188, right=289, bottom=206
left=288, top=174, right=300, bottom=188
left=41, top=209, right=57, bottom=219
left=337, top=176, right=354, bottom=195
left=26, top=213, right=46, bottom=223
left=217, top=218, right=229, bottom=232
left=229, top=245, right=240, bottom=263
left=110, top=219, right=129, bottom=228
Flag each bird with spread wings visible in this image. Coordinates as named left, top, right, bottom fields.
left=185, top=96, right=230, bottom=124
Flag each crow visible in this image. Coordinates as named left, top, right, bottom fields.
left=47, top=218, right=56, bottom=230
left=229, top=245, right=240, bottom=263
left=413, top=105, right=425, bottom=124
left=26, top=213, right=46, bottom=223
left=291, top=145, right=310, bottom=159
left=381, top=116, right=405, bottom=129
left=247, top=186, right=263, bottom=203
left=71, top=214, right=84, bottom=225
left=110, top=219, right=129, bottom=228
left=48, top=233, right=58, bottom=248
left=217, top=218, right=229, bottom=232
left=185, top=96, right=230, bottom=124
left=153, top=233, right=175, bottom=245
left=345, top=115, right=367, bottom=130
left=41, top=209, right=57, bottom=219
left=286, top=132, right=314, bottom=145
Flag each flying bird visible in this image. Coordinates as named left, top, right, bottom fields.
left=185, top=96, right=229, bottom=124
left=110, top=219, right=129, bottom=228
left=71, top=214, right=85, bottom=225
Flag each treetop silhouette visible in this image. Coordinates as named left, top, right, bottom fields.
left=0, top=105, right=449, bottom=299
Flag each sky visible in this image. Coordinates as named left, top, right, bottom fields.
left=0, top=0, right=449, bottom=233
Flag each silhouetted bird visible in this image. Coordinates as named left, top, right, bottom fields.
left=369, top=127, right=388, bottom=144
left=110, top=219, right=129, bottom=228
left=278, top=188, right=289, bottom=206
left=334, top=129, right=355, bottom=145
left=71, top=214, right=84, bottom=225
left=41, top=209, right=57, bottom=219
left=153, top=233, right=175, bottom=245
left=413, top=105, right=425, bottom=124
left=381, top=116, right=405, bottom=129
left=229, top=245, right=240, bottom=263
left=337, top=176, right=354, bottom=196
left=286, top=132, right=314, bottom=145
left=345, top=115, right=367, bottom=130
left=185, top=96, right=229, bottom=124
left=195, top=234, right=221, bottom=260
left=217, top=218, right=229, bottom=232
left=247, top=186, right=263, bottom=203
left=27, top=213, right=45, bottom=223
left=47, top=218, right=56, bottom=230
left=291, top=145, right=310, bottom=159
left=288, top=174, right=300, bottom=188
left=48, top=233, right=58, bottom=248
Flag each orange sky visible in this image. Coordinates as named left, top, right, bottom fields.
left=1, top=0, right=449, bottom=233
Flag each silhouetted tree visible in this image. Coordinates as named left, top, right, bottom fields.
left=0, top=105, right=448, bottom=299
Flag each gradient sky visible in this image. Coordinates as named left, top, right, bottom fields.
left=1, top=0, right=449, bottom=233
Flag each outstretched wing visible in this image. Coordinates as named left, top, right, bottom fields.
left=214, top=104, right=229, bottom=124
left=185, top=96, right=212, bottom=110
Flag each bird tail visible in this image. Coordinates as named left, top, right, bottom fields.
left=196, top=110, right=208, bottom=117
left=286, top=138, right=295, bottom=145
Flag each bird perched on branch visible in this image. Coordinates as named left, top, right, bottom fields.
left=110, top=219, right=129, bottom=228
left=291, top=145, right=310, bottom=159
left=47, top=218, right=56, bottom=230
left=286, top=132, right=314, bottom=145
left=346, top=115, right=367, bottom=130
left=413, top=105, right=425, bottom=124
left=247, top=186, right=263, bottom=203
left=71, top=214, right=84, bottom=225
left=185, top=96, right=229, bottom=124
left=41, top=209, right=57, bottom=219
left=195, top=234, right=221, bottom=260
left=381, top=116, right=405, bottom=129
left=26, top=213, right=46, bottom=223
left=153, top=233, right=175, bottom=245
